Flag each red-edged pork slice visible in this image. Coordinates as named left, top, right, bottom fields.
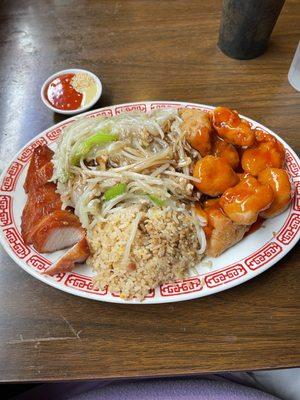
left=24, top=145, right=54, bottom=193
left=21, top=144, right=87, bottom=264
left=44, top=238, right=90, bottom=276
left=21, top=182, right=62, bottom=244
left=30, top=210, right=85, bottom=253
left=34, top=161, right=54, bottom=188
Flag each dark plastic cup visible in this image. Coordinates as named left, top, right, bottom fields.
left=218, top=0, right=285, bottom=60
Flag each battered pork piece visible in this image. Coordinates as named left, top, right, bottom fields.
left=179, top=108, right=213, bottom=156
left=196, top=200, right=249, bottom=257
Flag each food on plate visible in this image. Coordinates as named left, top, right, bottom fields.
left=212, top=106, right=255, bottom=147
left=241, top=129, right=285, bottom=175
left=45, top=72, right=97, bottom=111
left=179, top=108, right=212, bottom=156
left=23, top=145, right=54, bottom=193
left=89, top=206, right=202, bottom=299
left=49, top=108, right=206, bottom=299
left=44, top=238, right=90, bottom=276
left=211, top=135, right=240, bottom=170
left=21, top=106, right=293, bottom=300
left=219, top=174, right=274, bottom=225
left=30, top=210, right=85, bottom=253
left=21, top=145, right=88, bottom=258
left=258, top=167, right=292, bottom=218
left=196, top=200, right=249, bottom=257
left=193, top=155, right=239, bottom=196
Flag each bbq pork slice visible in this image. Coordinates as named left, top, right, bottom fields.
left=21, top=182, right=62, bottom=244
left=30, top=210, right=85, bottom=253
left=44, top=238, right=90, bottom=276
left=21, top=145, right=88, bottom=255
left=24, top=145, right=54, bottom=193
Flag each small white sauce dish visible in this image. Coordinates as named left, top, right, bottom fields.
left=41, top=68, right=102, bottom=115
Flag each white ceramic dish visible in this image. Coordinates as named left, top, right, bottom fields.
left=0, top=101, right=299, bottom=304
left=41, top=68, right=102, bottom=115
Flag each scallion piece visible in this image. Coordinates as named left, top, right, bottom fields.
left=71, top=129, right=118, bottom=165
left=147, top=194, right=166, bottom=207
left=104, top=183, right=127, bottom=201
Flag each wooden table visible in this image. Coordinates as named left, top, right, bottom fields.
left=0, top=0, right=299, bottom=383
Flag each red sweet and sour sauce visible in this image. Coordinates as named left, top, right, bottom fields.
left=46, top=73, right=82, bottom=110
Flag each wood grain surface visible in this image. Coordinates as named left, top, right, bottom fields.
left=0, top=0, right=299, bottom=383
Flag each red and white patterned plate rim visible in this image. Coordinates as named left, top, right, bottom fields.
left=0, top=101, right=299, bottom=304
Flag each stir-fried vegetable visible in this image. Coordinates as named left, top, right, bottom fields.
left=52, top=109, right=200, bottom=228
left=104, top=183, right=127, bottom=201
left=71, top=130, right=118, bottom=165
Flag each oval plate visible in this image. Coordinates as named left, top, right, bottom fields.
left=0, top=101, right=299, bottom=304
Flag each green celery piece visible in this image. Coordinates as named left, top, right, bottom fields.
left=71, top=130, right=118, bottom=165
left=148, top=194, right=166, bottom=207
left=104, top=183, right=127, bottom=201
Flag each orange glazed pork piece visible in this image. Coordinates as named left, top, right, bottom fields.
left=211, top=135, right=240, bottom=170
left=193, top=155, right=239, bottom=197
left=212, top=106, right=255, bottom=147
left=241, top=129, right=285, bottom=176
left=258, top=167, right=292, bottom=218
left=219, top=174, right=274, bottom=225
